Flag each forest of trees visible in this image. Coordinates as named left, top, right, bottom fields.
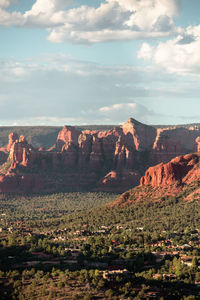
left=0, top=192, right=200, bottom=299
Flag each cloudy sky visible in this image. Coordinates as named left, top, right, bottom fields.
left=0, top=0, right=200, bottom=126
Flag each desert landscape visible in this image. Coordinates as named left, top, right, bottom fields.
left=0, top=0, right=200, bottom=299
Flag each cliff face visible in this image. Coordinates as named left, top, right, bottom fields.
left=0, top=118, right=199, bottom=193
left=140, top=153, right=200, bottom=187
left=196, top=137, right=200, bottom=152
left=122, top=118, right=157, bottom=151
left=150, top=127, right=199, bottom=165
left=56, top=125, right=81, bottom=150
left=112, top=153, right=200, bottom=207
left=9, top=135, right=36, bottom=168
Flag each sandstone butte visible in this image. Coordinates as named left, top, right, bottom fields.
left=113, top=153, right=200, bottom=207
left=0, top=118, right=199, bottom=193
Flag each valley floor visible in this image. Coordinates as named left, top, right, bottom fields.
left=0, top=192, right=200, bottom=299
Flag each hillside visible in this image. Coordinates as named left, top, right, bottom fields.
left=113, top=152, right=200, bottom=206
left=0, top=152, right=199, bottom=299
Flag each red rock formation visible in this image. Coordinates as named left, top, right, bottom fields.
left=96, top=170, right=140, bottom=192
left=140, top=153, right=200, bottom=187
left=0, top=173, right=45, bottom=193
left=7, top=132, right=18, bottom=152
left=151, top=127, right=199, bottom=165
left=100, top=128, right=121, bottom=167
left=0, top=132, right=18, bottom=165
left=112, top=152, right=200, bottom=207
left=52, top=152, right=61, bottom=169
left=56, top=126, right=81, bottom=150
left=9, top=135, right=35, bottom=168
left=61, top=142, right=78, bottom=168
left=0, top=118, right=199, bottom=193
left=89, top=136, right=104, bottom=169
left=114, top=137, right=126, bottom=169
left=78, top=133, right=92, bottom=167
left=122, top=118, right=157, bottom=150
left=196, top=137, right=200, bottom=152
left=114, top=135, right=137, bottom=170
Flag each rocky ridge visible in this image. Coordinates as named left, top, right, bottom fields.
left=113, top=152, right=200, bottom=206
left=0, top=118, right=199, bottom=193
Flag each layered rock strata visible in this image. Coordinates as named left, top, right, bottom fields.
left=0, top=118, right=199, bottom=193
left=112, top=153, right=200, bottom=207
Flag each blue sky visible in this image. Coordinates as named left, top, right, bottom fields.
left=0, top=0, right=199, bottom=126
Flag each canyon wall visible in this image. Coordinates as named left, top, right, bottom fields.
left=0, top=118, right=199, bottom=193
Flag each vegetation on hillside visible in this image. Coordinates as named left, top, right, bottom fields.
left=0, top=190, right=200, bottom=299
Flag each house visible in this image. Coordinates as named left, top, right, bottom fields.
left=153, top=274, right=162, bottom=280
left=102, top=269, right=130, bottom=280
left=163, top=274, right=177, bottom=280
left=63, top=259, right=78, bottom=265
left=180, top=256, right=193, bottom=267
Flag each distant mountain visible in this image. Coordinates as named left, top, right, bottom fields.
left=0, top=118, right=199, bottom=193
left=0, top=122, right=198, bottom=149
left=0, top=125, right=116, bottom=149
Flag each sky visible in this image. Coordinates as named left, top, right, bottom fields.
left=0, top=0, right=200, bottom=126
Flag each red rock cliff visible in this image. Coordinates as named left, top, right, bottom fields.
left=56, top=126, right=81, bottom=150
left=140, top=153, right=200, bottom=187
left=196, top=137, right=200, bottom=152
left=0, top=118, right=199, bottom=193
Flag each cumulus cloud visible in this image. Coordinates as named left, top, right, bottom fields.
left=0, top=54, right=168, bottom=125
left=138, top=24, right=200, bottom=75
left=0, top=0, right=17, bottom=8
left=0, top=0, right=24, bottom=26
left=117, top=0, right=180, bottom=29
left=0, top=8, right=24, bottom=26
left=137, top=42, right=154, bottom=60
left=24, top=0, right=73, bottom=27
left=0, top=53, right=199, bottom=125
left=0, top=0, right=181, bottom=43
left=111, top=0, right=181, bottom=15
left=26, top=0, right=71, bottom=15
left=98, top=102, right=158, bottom=123
left=46, top=0, right=181, bottom=43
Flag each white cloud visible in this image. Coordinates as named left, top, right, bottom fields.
left=99, top=102, right=157, bottom=123
left=0, top=53, right=150, bottom=81
left=137, top=42, right=154, bottom=60
left=24, top=0, right=72, bottom=27
left=46, top=0, right=180, bottom=43
left=0, top=0, right=17, bottom=8
left=0, top=8, right=24, bottom=26
left=109, top=0, right=181, bottom=15
left=116, top=0, right=180, bottom=30
left=0, top=60, right=30, bottom=81
left=25, top=0, right=70, bottom=15
left=138, top=24, right=200, bottom=75
left=10, top=116, right=81, bottom=126
left=0, top=0, right=24, bottom=26
left=99, top=103, right=138, bottom=112
left=0, top=0, right=181, bottom=43
left=0, top=53, right=200, bottom=125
